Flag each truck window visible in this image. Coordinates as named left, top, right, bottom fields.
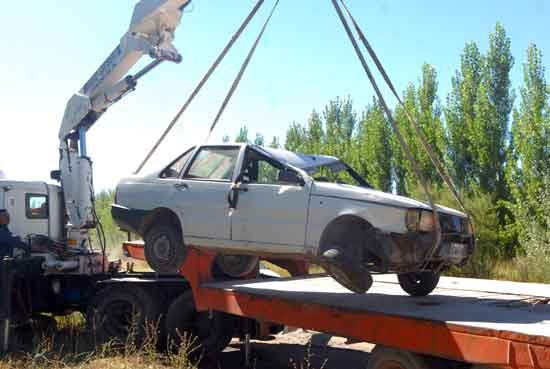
left=185, top=147, right=239, bottom=181
left=160, top=147, right=195, bottom=178
left=25, top=194, right=48, bottom=219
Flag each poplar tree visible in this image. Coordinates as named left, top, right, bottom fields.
left=357, top=99, right=393, bottom=191
left=445, top=42, right=483, bottom=189
left=235, top=126, right=249, bottom=143
left=416, top=63, right=446, bottom=185
left=392, top=84, right=419, bottom=195
left=474, top=23, right=514, bottom=196
left=509, top=43, right=550, bottom=228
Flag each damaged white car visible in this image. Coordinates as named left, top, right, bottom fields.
left=112, top=144, right=474, bottom=295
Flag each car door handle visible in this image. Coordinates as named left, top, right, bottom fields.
left=174, top=183, right=188, bottom=190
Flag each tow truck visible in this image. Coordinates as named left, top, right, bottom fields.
left=1, top=1, right=549, bottom=368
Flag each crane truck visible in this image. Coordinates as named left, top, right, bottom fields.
left=0, top=0, right=260, bottom=355
left=1, top=2, right=549, bottom=368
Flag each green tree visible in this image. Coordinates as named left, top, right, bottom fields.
left=235, top=126, right=249, bottom=143
left=323, top=97, right=357, bottom=163
left=269, top=136, right=281, bottom=149
left=285, top=122, right=307, bottom=151
left=508, top=43, right=550, bottom=236
left=416, top=63, right=446, bottom=185
left=357, top=99, right=392, bottom=191
left=254, top=133, right=265, bottom=146
left=474, top=23, right=514, bottom=196
left=445, top=42, right=483, bottom=189
left=392, top=84, right=419, bottom=195
left=305, top=110, right=325, bottom=154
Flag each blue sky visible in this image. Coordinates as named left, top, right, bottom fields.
left=1, top=1, right=548, bottom=190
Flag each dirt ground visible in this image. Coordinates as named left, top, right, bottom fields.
left=202, top=330, right=374, bottom=369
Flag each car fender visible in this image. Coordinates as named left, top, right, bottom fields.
left=306, top=196, right=407, bottom=253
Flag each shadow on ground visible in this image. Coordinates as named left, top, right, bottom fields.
left=202, top=332, right=372, bottom=369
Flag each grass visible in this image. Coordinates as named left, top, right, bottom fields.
left=448, top=255, right=550, bottom=283
left=0, top=314, right=199, bottom=369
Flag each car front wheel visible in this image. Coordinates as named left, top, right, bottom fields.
left=397, top=271, right=440, bottom=296
left=321, top=247, right=373, bottom=294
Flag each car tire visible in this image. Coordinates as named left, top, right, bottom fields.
left=144, top=225, right=187, bottom=273
left=397, top=271, right=440, bottom=296
left=87, top=285, right=162, bottom=345
left=321, top=247, right=373, bottom=294
left=165, top=291, right=234, bottom=357
left=215, top=254, right=259, bottom=278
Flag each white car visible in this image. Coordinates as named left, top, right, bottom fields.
left=112, top=144, right=474, bottom=295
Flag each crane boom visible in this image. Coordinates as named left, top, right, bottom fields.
left=56, top=0, right=190, bottom=250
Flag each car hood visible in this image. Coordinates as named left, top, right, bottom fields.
left=311, top=182, right=466, bottom=217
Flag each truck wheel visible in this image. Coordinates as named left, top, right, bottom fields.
left=145, top=225, right=187, bottom=273
left=367, top=346, right=431, bottom=369
left=215, top=254, right=259, bottom=278
left=321, top=248, right=373, bottom=294
left=166, top=291, right=234, bottom=357
left=87, top=285, right=162, bottom=345
left=398, top=271, right=440, bottom=296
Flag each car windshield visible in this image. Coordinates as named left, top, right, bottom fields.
left=308, top=160, right=371, bottom=188
left=258, top=146, right=371, bottom=188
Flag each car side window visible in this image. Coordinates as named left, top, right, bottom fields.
left=184, top=147, right=239, bottom=181
left=242, top=149, right=286, bottom=185
left=160, top=148, right=194, bottom=178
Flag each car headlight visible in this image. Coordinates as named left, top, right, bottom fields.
left=406, top=209, right=435, bottom=232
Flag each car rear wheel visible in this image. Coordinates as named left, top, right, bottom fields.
left=144, top=225, right=187, bottom=273
left=397, top=271, right=440, bottom=296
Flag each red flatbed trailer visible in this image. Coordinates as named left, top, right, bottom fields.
left=177, top=248, right=550, bottom=369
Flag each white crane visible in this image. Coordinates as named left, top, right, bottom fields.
left=53, top=0, right=190, bottom=251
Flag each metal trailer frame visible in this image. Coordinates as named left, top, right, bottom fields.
left=1, top=246, right=549, bottom=369
left=178, top=247, right=550, bottom=369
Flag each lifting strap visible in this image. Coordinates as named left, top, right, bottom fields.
left=135, top=0, right=268, bottom=174
left=331, top=0, right=443, bottom=267
left=206, top=0, right=280, bottom=141
left=339, top=0, right=468, bottom=217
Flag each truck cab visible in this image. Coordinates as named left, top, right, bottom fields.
left=0, top=180, right=64, bottom=242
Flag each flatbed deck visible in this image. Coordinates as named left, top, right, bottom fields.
left=193, top=273, right=550, bottom=369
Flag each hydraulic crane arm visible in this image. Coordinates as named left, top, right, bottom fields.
left=56, top=0, right=190, bottom=249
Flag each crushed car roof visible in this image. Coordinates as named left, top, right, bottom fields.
left=257, top=146, right=341, bottom=174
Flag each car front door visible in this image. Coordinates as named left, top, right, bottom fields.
left=173, top=146, right=241, bottom=241
left=230, top=148, right=309, bottom=252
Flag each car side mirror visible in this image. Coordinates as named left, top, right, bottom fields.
left=278, top=168, right=305, bottom=186
left=235, top=172, right=250, bottom=184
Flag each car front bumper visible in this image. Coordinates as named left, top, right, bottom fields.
left=373, top=230, right=475, bottom=273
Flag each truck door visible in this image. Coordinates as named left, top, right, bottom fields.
left=3, top=185, right=49, bottom=239
left=230, top=148, right=309, bottom=251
